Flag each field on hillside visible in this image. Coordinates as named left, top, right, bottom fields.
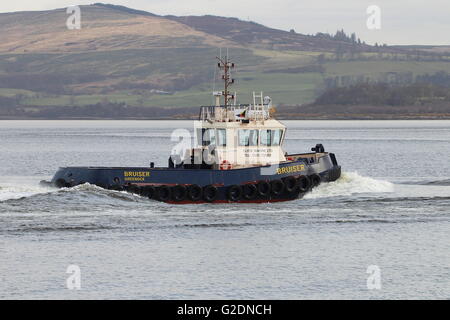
left=326, top=61, right=450, bottom=77
left=1, top=3, right=450, bottom=116
left=4, top=54, right=450, bottom=108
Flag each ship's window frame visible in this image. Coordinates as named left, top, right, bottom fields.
left=260, top=129, right=284, bottom=146
left=198, top=128, right=216, bottom=146
left=260, top=129, right=271, bottom=146
left=197, top=128, right=203, bottom=146
left=271, top=129, right=283, bottom=146
left=238, top=129, right=259, bottom=146
left=216, top=128, right=227, bottom=147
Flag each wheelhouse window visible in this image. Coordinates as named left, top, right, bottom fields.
left=238, top=129, right=259, bottom=146
left=198, top=128, right=216, bottom=146
left=260, top=129, right=284, bottom=146
left=260, top=129, right=271, bottom=146
left=271, top=129, right=283, bottom=146
left=216, top=129, right=227, bottom=147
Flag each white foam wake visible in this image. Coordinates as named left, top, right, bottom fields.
left=0, top=173, right=394, bottom=202
left=0, top=177, right=145, bottom=203
left=0, top=181, right=54, bottom=201
left=304, top=172, right=394, bottom=199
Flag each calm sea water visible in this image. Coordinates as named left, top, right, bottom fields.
left=0, top=120, right=449, bottom=300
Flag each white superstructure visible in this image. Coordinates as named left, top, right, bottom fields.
left=186, top=56, right=288, bottom=169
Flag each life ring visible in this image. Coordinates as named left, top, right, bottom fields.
left=257, top=181, right=271, bottom=197
left=283, top=176, right=298, bottom=193
left=270, top=179, right=285, bottom=195
left=172, top=185, right=187, bottom=202
left=187, top=185, right=203, bottom=201
left=203, top=185, right=219, bottom=202
left=219, top=160, right=232, bottom=170
left=157, top=185, right=172, bottom=201
left=243, top=184, right=258, bottom=200
left=310, top=174, right=321, bottom=187
left=227, top=185, right=243, bottom=202
left=298, top=175, right=311, bottom=192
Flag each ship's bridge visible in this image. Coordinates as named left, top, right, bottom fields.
left=191, top=94, right=286, bottom=169
left=175, top=57, right=288, bottom=169
left=194, top=120, right=286, bottom=168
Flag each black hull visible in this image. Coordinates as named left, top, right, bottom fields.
left=44, top=153, right=341, bottom=204
left=164, top=166, right=341, bottom=204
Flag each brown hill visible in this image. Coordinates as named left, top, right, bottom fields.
left=0, top=4, right=235, bottom=53
left=0, top=3, right=375, bottom=54
left=166, top=14, right=370, bottom=52
left=4, top=2, right=446, bottom=120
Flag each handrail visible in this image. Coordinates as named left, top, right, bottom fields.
left=199, top=104, right=270, bottom=121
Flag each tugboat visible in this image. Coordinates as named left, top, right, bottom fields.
left=41, top=56, right=341, bottom=204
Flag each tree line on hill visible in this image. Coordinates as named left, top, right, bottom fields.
left=313, top=82, right=450, bottom=107
left=324, top=71, right=450, bottom=90
left=312, top=30, right=450, bottom=63
left=0, top=100, right=199, bottom=119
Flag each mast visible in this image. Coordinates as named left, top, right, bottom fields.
left=216, top=55, right=235, bottom=108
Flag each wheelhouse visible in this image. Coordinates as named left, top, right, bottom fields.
left=171, top=57, right=289, bottom=170
left=193, top=118, right=287, bottom=169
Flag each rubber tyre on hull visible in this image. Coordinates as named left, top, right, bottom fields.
left=128, top=184, right=140, bottom=195
left=329, top=166, right=341, bottom=181
left=172, top=185, right=187, bottom=202
left=310, top=174, right=321, bottom=188
left=157, top=185, right=172, bottom=202
left=298, top=175, right=311, bottom=193
left=187, top=185, right=203, bottom=201
left=270, top=179, right=285, bottom=196
left=146, top=186, right=156, bottom=199
left=243, top=184, right=258, bottom=200
left=139, top=186, right=156, bottom=199
left=110, top=185, right=124, bottom=191
left=283, top=176, right=298, bottom=193
left=227, top=185, right=243, bottom=202
left=203, top=185, right=218, bottom=202
left=139, top=186, right=150, bottom=197
left=257, top=181, right=271, bottom=197
left=55, top=178, right=66, bottom=188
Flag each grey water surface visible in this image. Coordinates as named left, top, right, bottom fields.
left=0, top=120, right=449, bottom=299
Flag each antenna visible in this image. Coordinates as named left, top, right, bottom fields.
left=212, top=50, right=218, bottom=106
left=216, top=53, right=235, bottom=108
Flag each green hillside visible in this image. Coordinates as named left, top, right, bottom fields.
left=0, top=3, right=449, bottom=118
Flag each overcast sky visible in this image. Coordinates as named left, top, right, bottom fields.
left=1, top=0, right=449, bottom=45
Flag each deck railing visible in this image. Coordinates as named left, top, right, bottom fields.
left=199, top=104, right=270, bottom=122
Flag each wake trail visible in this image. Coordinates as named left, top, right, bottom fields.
left=304, top=172, right=394, bottom=199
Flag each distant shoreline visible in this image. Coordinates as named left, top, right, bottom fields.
left=2, top=101, right=449, bottom=120
left=1, top=115, right=449, bottom=120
